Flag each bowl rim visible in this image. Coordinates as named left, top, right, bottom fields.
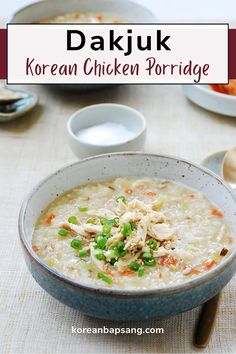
left=11, top=0, right=157, bottom=23
left=186, top=84, right=236, bottom=102
left=18, top=152, right=236, bottom=298
left=67, top=103, right=146, bottom=147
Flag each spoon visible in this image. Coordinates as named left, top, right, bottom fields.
left=221, top=146, right=236, bottom=188
left=194, top=293, right=220, bottom=348
left=0, top=83, right=24, bottom=105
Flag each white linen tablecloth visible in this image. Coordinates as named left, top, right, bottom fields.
left=1, top=1, right=236, bottom=352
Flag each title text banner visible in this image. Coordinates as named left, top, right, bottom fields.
left=7, top=24, right=228, bottom=84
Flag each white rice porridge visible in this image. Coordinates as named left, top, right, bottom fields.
left=32, top=177, right=233, bottom=289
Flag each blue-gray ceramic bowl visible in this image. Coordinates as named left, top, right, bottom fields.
left=18, top=153, right=236, bottom=320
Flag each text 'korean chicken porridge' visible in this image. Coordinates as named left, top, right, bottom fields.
left=32, top=178, right=234, bottom=289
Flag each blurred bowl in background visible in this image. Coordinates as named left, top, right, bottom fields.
left=183, top=85, right=236, bottom=117
left=11, top=0, right=157, bottom=92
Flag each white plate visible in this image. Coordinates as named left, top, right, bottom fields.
left=0, top=91, right=38, bottom=122
left=202, top=150, right=227, bottom=176
left=183, top=85, right=236, bottom=117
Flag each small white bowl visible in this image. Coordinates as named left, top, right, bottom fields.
left=67, top=103, right=146, bottom=158
left=183, top=85, right=236, bottom=117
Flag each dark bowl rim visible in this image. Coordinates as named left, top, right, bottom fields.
left=18, top=152, right=236, bottom=298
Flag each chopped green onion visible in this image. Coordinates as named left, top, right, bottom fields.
left=95, top=231, right=111, bottom=242
left=102, top=224, right=112, bottom=235
left=117, top=241, right=125, bottom=252
left=97, top=272, right=112, bottom=284
left=68, top=216, right=78, bottom=224
left=119, top=250, right=126, bottom=257
left=113, top=217, right=120, bottom=225
left=104, top=249, right=118, bottom=260
left=86, top=218, right=95, bottom=224
left=129, top=261, right=140, bottom=271
left=101, top=217, right=119, bottom=226
left=110, top=258, right=117, bottom=265
left=78, top=249, right=89, bottom=257
left=121, top=223, right=132, bottom=237
left=96, top=236, right=107, bottom=250
left=58, top=228, right=69, bottom=236
left=95, top=252, right=106, bottom=261
left=143, top=258, right=156, bottom=267
left=70, top=239, right=82, bottom=249
left=116, top=196, right=127, bottom=204
left=148, top=239, right=159, bottom=250
left=142, top=252, right=156, bottom=266
left=142, top=252, right=153, bottom=260
left=117, top=241, right=126, bottom=257
left=101, top=217, right=119, bottom=236
left=104, top=250, right=115, bottom=259
left=100, top=218, right=107, bottom=225
left=95, top=232, right=104, bottom=239
left=130, top=221, right=138, bottom=230
left=78, top=207, right=88, bottom=212
left=46, top=258, right=55, bottom=267
left=138, top=266, right=145, bottom=277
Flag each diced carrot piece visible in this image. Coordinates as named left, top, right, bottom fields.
left=147, top=191, right=157, bottom=197
left=204, top=259, right=217, bottom=269
left=211, top=208, right=224, bottom=218
left=96, top=15, right=104, bottom=22
left=46, top=213, right=56, bottom=224
left=159, top=256, right=177, bottom=266
left=106, top=270, right=113, bottom=276
left=187, top=193, right=196, bottom=199
left=120, top=269, right=136, bottom=276
left=32, top=244, right=40, bottom=252
left=125, top=189, right=133, bottom=195
left=190, top=268, right=202, bottom=275
left=226, top=236, right=234, bottom=244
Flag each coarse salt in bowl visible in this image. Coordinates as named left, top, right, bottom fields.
left=67, top=103, right=146, bottom=158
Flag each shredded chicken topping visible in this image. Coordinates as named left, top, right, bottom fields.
left=59, top=198, right=176, bottom=272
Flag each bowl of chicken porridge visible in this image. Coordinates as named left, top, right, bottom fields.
left=19, top=153, right=236, bottom=320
